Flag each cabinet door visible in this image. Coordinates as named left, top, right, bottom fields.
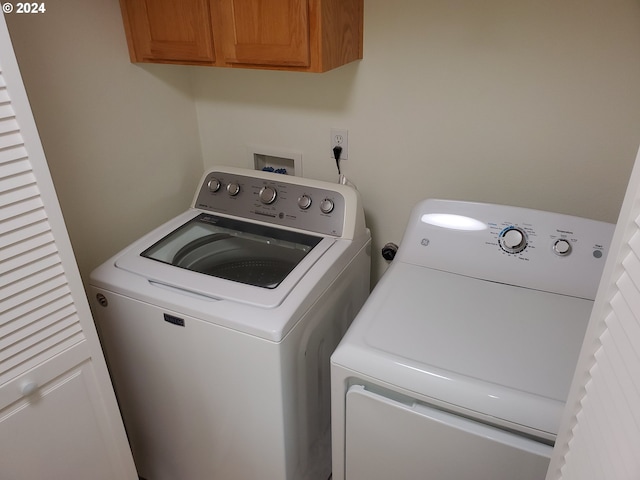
left=120, top=0, right=215, bottom=63
left=214, top=0, right=310, bottom=67
left=0, top=347, right=134, bottom=480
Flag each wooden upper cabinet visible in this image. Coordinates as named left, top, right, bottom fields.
left=119, top=0, right=363, bottom=72
left=120, top=0, right=216, bottom=63
left=214, top=0, right=310, bottom=68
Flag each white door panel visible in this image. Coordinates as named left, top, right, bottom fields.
left=345, top=386, right=551, bottom=480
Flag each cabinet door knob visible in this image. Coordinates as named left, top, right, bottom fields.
left=21, top=381, right=38, bottom=396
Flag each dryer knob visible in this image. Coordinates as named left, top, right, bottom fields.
left=499, top=227, right=527, bottom=254
left=553, top=239, right=572, bottom=256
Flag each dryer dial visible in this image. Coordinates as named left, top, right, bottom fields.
left=553, top=239, right=572, bottom=256
left=499, top=227, right=527, bottom=254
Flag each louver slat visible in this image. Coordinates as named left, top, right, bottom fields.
left=0, top=285, right=71, bottom=337
left=0, top=68, right=85, bottom=387
left=551, top=185, right=640, bottom=479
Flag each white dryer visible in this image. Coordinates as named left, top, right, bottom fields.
left=89, top=166, right=371, bottom=480
left=331, top=199, right=614, bottom=480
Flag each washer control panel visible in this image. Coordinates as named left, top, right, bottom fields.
left=397, top=199, right=615, bottom=300
left=194, top=170, right=346, bottom=237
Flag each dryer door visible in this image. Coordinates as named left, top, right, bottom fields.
left=344, top=386, right=551, bottom=480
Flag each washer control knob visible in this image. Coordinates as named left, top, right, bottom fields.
left=298, top=194, right=312, bottom=210
left=259, top=186, right=277, bottom=204
left=320, top=198, right=334, bottom=214
left=227, top=182, right=240, bottom=196
left=553, top=239, right=572, bottom=256
left=499, top=227, right=527, bottom=254
left=207, top=177, right=221, bottom=192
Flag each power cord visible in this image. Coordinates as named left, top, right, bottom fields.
left=333, top=145, right=357, bottom=188
left=333, top=145, right=343, bottom=176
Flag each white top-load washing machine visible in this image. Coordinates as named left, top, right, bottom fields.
left=89, top=166, right=371, bottom=480
left=331, top=199, right=614, bottom=480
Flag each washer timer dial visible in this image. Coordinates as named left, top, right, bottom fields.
left=259, top=186, right=277, bottom=204
left=499, top=226, right=528, bottom=254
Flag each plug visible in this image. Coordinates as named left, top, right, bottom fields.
left=333, top=145, right=343, bottom=174
left=333, top=145, right=343, bottom=161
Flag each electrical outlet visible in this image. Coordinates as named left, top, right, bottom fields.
left=330, top=128, right=348, bottom=160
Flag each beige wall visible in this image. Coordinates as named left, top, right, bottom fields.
left=5, top=0, right=203, bottom=282
left=6, top=0, right=640, bottom=284
left=193, top=0, right=640, bottom=281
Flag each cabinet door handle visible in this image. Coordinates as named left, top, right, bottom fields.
left=21, top=381, right=38, bottom=396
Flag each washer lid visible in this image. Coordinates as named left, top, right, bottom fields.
left=333, top=261, right=594, bottom=440
left=115, top=211, right=334, bottom=308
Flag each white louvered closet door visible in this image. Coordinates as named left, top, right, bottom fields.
left=0, top=13, right=137, bottom=479
left=547, top=145, right=640, bottom=480
left=0, top=113, right=86, bottom=388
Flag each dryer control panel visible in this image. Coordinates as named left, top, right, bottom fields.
left=396, top=199, right=615, bottom=300
left=193, top=168, right=351, bottom=237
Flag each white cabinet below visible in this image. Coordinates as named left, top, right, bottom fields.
left=0, top=343, right=134, bottom=480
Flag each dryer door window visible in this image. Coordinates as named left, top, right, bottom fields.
left=141, top=213, right=322, bottom=289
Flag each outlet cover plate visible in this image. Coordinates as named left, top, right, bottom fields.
left=330, top=128, right=348, bottom=160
